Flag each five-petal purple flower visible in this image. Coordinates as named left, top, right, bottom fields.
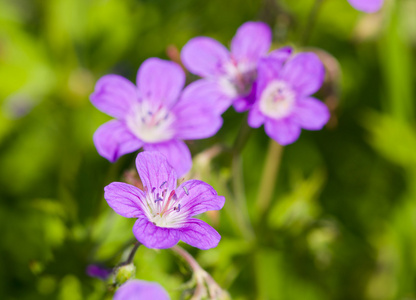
left=104, top=152, right=225, bottom=250
left=91, top=58, right=223, bottom=176
left=347, top=0, right=383, bottom=13
left=114, top=279, right=170, bottom=300
left=181, top=22, right=272, bottom=113
left=248, top=48, right=330, bottom=145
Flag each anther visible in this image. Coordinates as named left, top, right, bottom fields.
left=175, top=204, right=181, bottom=212
left=183, top=186, right=189, bottom=196
left=151, top=187, right=156, bottom=193
left=160, top=181, right=167, bottom=189
left=154, top=197, right=163, bottom=203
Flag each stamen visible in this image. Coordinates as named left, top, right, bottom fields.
left=175, top=204, right=181, bottom=212
left=154, top=197, right=163, bottom=203
left=160, top=181, right=167, bottom=189
left=183, top=186, right=189, bottom=196
left=162, top=189, right=167, bottom=198
left=151, top=187, right=156, bottom=193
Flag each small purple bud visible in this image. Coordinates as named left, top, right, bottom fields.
left=86, top=264, right=111, bottom=280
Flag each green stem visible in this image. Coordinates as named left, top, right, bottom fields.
left=300, top=0, right=325, bottom=45
left=231, top=153, right=255, bottom=241
left=230, top=115, right=255, bottom=241
left=255, top=139, right=284, bottom=219
left=120, top=241, right=141, bottom=266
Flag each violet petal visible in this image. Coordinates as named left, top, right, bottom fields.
left=292, top=97, right=330, bottom=130
left=264, top=118, right=301, bottom=145
left=104, top=182, right=147, bottom=218
left=136, top=58, right=185, bottom=108
left=114, top=280, right=170, bottom=300
left=90, top=74, right=138, bottom=119
left=347, top=0, right=383, bottom=13
left=135, top=151, right=177, bottom=193
left=133, top=218, right=180, bottom=249
left=181, top=37, right=230, bottom=78
left=281, top=53, right=325, bottom=97
left=180, top=218, right=221, bottom=250
left=175, top=180, right=225, bottom=217
left=231, top=21, right=272, bottom=63
left=93, top=120, right=142, bottom=162
left=143, top=140, right=192, bottom=177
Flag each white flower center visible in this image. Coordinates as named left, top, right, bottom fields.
left=126, top=101, right=175, bottom=143
left=219, top=60, right=257, bottom=98
left=259, top=80, right=295, bottom=119
left=143, top=184, right=188, bottom=228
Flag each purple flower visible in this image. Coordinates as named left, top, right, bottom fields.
left=86, top=264, right=111, bottom=280
left=181, top=22, right=272, bottom=113
left=91, top=58, right=223, bottom=176
left=347, top=0, right=383, bottom=12
left=104, top=152, right=225, bottom=250
left=114, top=280, right=170, bottom=300
left=248, top=48, right=330, bottom=145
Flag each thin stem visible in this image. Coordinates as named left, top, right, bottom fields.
left=172, top=245, right=202, bottom=272
left=172, top=246, right=228, bottom=300
left=232, top=115, right=252, bottom=154
left=231, top=154, right=256, bottom=241
left=124, top=242, right=141, bottom=265
left=255, top=139, right=284, bottom=219
left=300, top=0, right=325, bottom=45
left=229, top=114, right=256, bottom=241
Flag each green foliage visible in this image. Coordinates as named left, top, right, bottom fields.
left=0, top=0, right=415, bottom=299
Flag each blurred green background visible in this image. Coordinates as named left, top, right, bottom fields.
left=1, top=0, right=415, bottom=299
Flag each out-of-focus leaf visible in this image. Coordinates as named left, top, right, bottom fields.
left=268, top=169, right=326, bottom=233
left=363, top=111, right=416, bottom=170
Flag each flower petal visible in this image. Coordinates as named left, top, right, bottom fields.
left=176, top=180, right=225, bottom=217
left=264, top=119, right=301, bottom=145
left=104, top=182, right=146, bottom=218
left=268, top=46, right=293, bottom=61
left=233, top=80, right=257, bottom=112
left=293, top=97, right=330, bottom=130
left=173, top=82, right=224, bottom=140
left=231, top=22, right=272, bottom=63
left=136, top=58, right=185, bottom=108
left=179, top=79, right=233, bottom=114
left=143, top=140, right=192, bottom=177
left=93, top=120, right=142, bottom=162
left=180, top=219, right=221, bottom=250
left=281, top=53, right=325, bottom=97
left=247, top=104, right=266, bottom=128
left=181, top=37, right=230, bottom=78
left=133, top=218, right=180, bottom=249
left=256, top=57, right=286, bottom=100
left=90, top=75, right=138, bottom=119
left=114, top=280, right=170, bottom=300
left=347, top=0, right=383, bottom=13
left=135, top=151, right=177, bottom=193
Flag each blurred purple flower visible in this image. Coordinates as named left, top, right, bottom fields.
left=114, top=280, right=170, bottom=300
left=248, top=48, right=330, bottom=145
left=104, top=152, right=225, bottom=250
left=91, top=58, right=223, bottom=176
left=347, top=0, right=383, bottom=13
left=181, top=22, right=272, bottom=113
left=86, top=264, right=111, bottom=280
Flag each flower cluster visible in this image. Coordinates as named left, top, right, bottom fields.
left=90, top=2, right=384, bottom=295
